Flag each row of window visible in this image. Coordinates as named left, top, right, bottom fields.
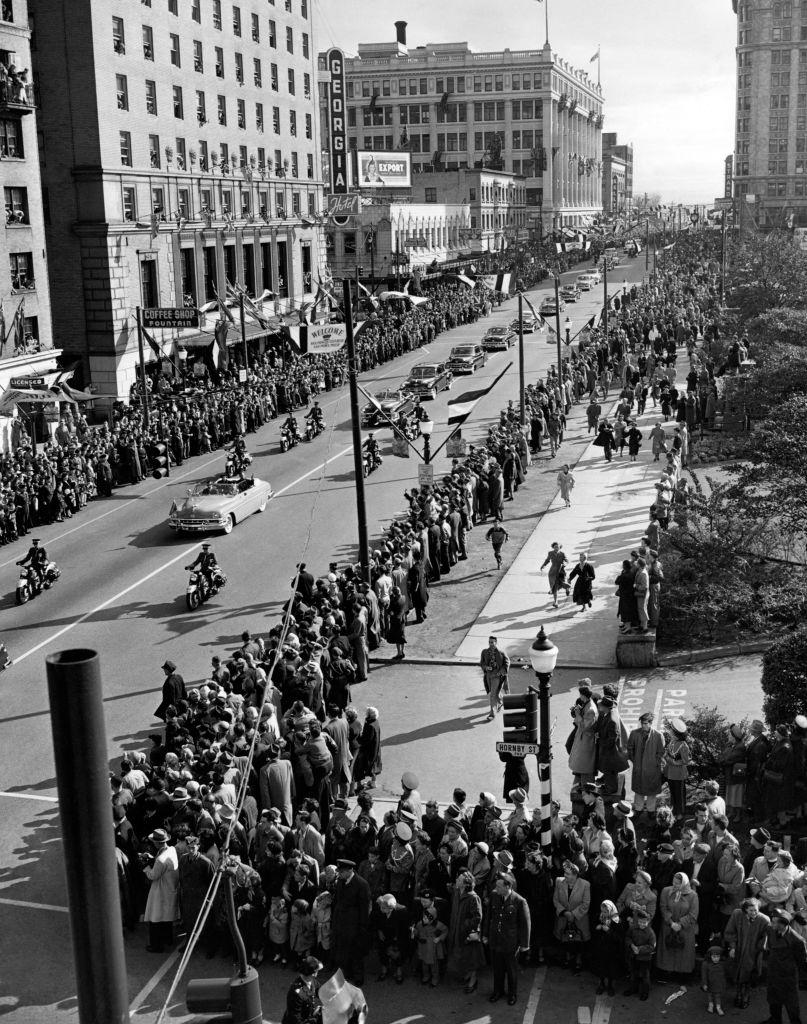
left=359, top=130, right=544, bottom=155
left=378, top=99, right=543, bottom=127
left=121, top=180, right=316, bottom=224
left=139, top=0, right=308, bottom=18
left=112, top=15, right=308, bottom=60
left=348, top=70, right=560, bottom=98
left=4, top=185, right=28, bottom=223
left=119, top=131, right=314, bottom=179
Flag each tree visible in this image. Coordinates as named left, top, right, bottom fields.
left=745, top=308, right=807, bottom=350
left=727, top=231, right=807, bottom=322
left=761, top=627, right=807, bottom=727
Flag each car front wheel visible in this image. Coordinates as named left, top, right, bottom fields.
left=223, top=514, right=235, bottom=535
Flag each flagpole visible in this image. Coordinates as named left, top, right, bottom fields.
left=135, top=306, right=150, bottom=429
left=544, top=0, right=550, bottom=45
left=597, top=48, right=601, bottom=87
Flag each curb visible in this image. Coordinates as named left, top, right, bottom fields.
left=655, top=637, right=775, bottom=667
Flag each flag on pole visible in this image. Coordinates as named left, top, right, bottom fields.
left=521, top=293, right=541, bottom=324
left=590, top=48, right=600, bottom=63
left=357, top=280, right=379, bottom=310
left=211, top=284, right=237, bottom=325
left=447, top=362, right=512, bottom=426
left=141, top=323, right=163, bottom=359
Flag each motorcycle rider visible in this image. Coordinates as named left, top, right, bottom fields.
left=185, top=543, right=219, bottom=595
left=226, top=437, right=248, bottom=478
left=17, top=537, right=48, bottom=591
left=363, top=433, right=381, bottom=470
left=283, top=412, right=301, bottom=444
left=305, top=401, right=324, bottom=435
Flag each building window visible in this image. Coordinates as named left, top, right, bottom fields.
left=305, top=112, right=312, bottom=139
left=200, top=185, right=212, bottom=215
left=116, top=74, right=129, bottom=110
left=235, top=52, right=244, bottom=84
left=191, top=0, right=200, bottom=22
left=424, top=187, right=437, bottom=203
left=152, top=186, right=165, bottom=218
left=173, top=85, right=184, bottom=119
left=177, top=186, right=189, bottom=218
left=308, top=192, right=316, bottom=215
left=9, top=252, right=34, bottom=291
left=140, top=258, right=158, bottom=307
left=286, top=25, right=294, bottom=53
left=212, top=0, right=222, bottom=30
left=271, top=63, right=278, bottom=91
left=4, top=186, right=28, bottom=223
left=112, top=16, right=125, bottom=54
left=175, top=137, right=186, bottom=169
left=307, top=152, right=314, bottom=179
left=217, top=95, right=226, bottom=126
left=304, top=72, right=311, bottom=99
left=198, top=140, right=209, bottom=170
left=145, top=79, right=157, bottom=115
left=193, top=40, right=203, bottom=72
left=302, top=31, right=309, bottom=58
left=290, top=109, right=297, bottom=135
left=197, top=91, right=206, bottom=125
left=119, top=130, right=131, bottom=166
left=149, top=134, right=160, bottom=167
left=289, top=151, right=297, bottom=178
left=203, top=247, right=218, bottom=300
left=237, top=98, right=246, bottom=129
left=273, top=105, right=280, bottom=133
left=269, top=19, right=276, bottom=48
left=232, top=5, right=241, bottom=35
left=142, top=25, right=154, bottom=60
left=301, top=0, right=308, bottom=15
left=215, top=46, right=224, bottom=77
left=254, top=59, right=262, bottom=88
left=169, top=32, right=180, bottom=67
left=180, top=248, right=196, bottom=304
left=288, top=68, right=295, bottom=94
left=168, top=0, right=178, bottom=13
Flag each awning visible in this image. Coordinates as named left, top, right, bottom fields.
left=0, top=387, right=65, bottom=413
left=176, top=323, right=281, bottom=349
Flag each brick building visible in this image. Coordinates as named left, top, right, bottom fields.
left=33, top=0, right=326, bottom=397
left=0, top=0, right=56, bottom=399
left=338, top=22, right=603, bottom=234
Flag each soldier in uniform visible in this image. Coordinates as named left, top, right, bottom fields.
left=282, top=955, right=322, bottom=1024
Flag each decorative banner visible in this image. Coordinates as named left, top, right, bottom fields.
left=446, top=434, right=467, bottom=458
left=307, top=323, right=347, bottom=354
left=327, top=48, right=349, bottom=194
left=391, top=434, right=410, bottom=458
left=357, top=151, right=411, bottom=189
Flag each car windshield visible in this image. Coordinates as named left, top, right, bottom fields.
left=196, top=480, right=242, bottom=497
left=375, top=389, right=399, bottom=401
left=489, top=328, right=507, bottom=336
left=451, top=347, right=474, bottom=356
left=411, top=366, right=438, bottom=378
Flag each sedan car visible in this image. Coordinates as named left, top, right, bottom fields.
left=539, top=296, right=566, bottom=316
left=361, top=387, right=415, bottom=426
left=576, top=275, right=593, bottom=291
left=447, top=343, right=487, bottom=374
left=404, top=362, right=453, bottom=399
left=168, top=476, right=273, bottom=534
left=509, top=317, right=540, bottom=334
left=482, top=326, right=516, bottom=351
left=560, top=284, right=581, bottom=303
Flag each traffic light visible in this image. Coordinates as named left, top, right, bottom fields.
left=151, top=441, right=170, bottom=479
left=501, top=688, right=539, bottom=743
left=186, top=968, right=262, bottom=1023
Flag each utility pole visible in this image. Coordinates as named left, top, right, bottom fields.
left=135, top=306, right=150, bottom=429
left=645, top=222, right=649, bottom=272
left=720, top=210, right=728, bottom=307
left=517, top=292, right=526, bottom=427
left=603, top=259, right=609, bottom=344
left=553, top=274, right=562, bottom=380
left=343, top=278, right=371, bottom=584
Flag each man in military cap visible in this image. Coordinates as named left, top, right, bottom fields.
left=282, top=955, right=322, bottom=1024
left=185, top=542, right=219, bottom=594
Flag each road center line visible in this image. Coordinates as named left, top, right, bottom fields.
left=0, top=790, right=58, bottom=802
left=0, top=897, right=69, bottom=913
left=522, top=965, right=546, bottom=1024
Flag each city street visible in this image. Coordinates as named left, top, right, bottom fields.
left=0, top=251, right=770, bottom=1024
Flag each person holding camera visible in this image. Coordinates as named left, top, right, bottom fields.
left=141, top=828, right=179, bottom=953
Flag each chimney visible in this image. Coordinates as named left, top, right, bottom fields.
left=394, top=20, right=407, bottom=46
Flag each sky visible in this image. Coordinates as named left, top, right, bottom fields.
left=314, top=0, right=737, bottom=204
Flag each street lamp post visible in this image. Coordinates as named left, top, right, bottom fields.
left=355, top=263, right=364, bottom=321
left=529, top=626, right=559, bottom=856
left=419, top=416, right=434, bottom=464
left=564, top=316, right=572, bottom=347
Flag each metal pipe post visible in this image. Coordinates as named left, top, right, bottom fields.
left=645, top=222, right=649, bottom=271
left=603, top=260, right=608, bottom=343
left=536, top=671, right=553, bottom=857
left=553, top=275, right=562, bottom=380
left=239, top=291, right=248, bottom=372
left=46, top=650, right=131, bottom=1024
left=517, top=292, right=526, bottom=427
left=135, top=306, right=150, bottom=429
left=343, top=278, right=371, bottom=584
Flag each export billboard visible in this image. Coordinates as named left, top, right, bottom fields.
left=357, top=151, right=411, bottom=189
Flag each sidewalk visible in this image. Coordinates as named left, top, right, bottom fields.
left=454, top=400, right=669, bottom=668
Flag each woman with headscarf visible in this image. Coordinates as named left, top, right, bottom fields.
left=569, top=552, right=595, bottom=611
left=656, top=871, right=699, bottom=977
left=591, top=900, right=623, bottom=996
left=617, top=869, right=657, bottom=926
left=588, top=837, right=618, bottom=927
left=724, top=897, right=771, bottom=1008
left=553, top=860, right=591, bottom=974
left=447, top=870, right=486, bottom=993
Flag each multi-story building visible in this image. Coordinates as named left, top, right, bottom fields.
left=34, top=0, right=326, bottom=397
left=0, top=0, right=56, bottom=407
left=340, top=22, right=603, bottom=235
left=602, top=131, right=633, bottom=214
left=602, top=151, right=627, bottom=217
left=732, top=0, right=807, bottom=227
left=411, top=168, right=527, bottom=253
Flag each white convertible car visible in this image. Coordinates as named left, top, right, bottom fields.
left=168, top=476, right=273, bottom=534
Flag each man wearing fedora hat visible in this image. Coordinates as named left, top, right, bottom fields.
left=154, top=659, right=186, bottom=722
left=142, top=829, right=179, bottom=953
left=626, top=712, right=666, bottom=818
left=281, top=954, right=322, bottom=1024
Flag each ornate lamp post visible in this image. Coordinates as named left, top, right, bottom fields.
left=529, top=626, right=559, bottom=855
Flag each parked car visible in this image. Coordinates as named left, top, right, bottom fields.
left=361, top=387, right=415, bottom=426
left=481, top=326, right=516, bottom=351
left=509, top=317, right=540, bottom=334
left=576, top=274, right=594, bottom=291
left=405, top=362, right=453, bottom=399
left=559, top=284, right=581, bottom=303
left=447, top=343, right=487, bottom=374
left=168, top=476, right=273, bottom=534
left=539, top=296, right=566, bottom=316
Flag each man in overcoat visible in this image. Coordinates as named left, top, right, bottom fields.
left=155, top=659, right=185, bottom=721
left=766, top=909, right=807, bottom=1024
left=484, top=873, right=531, bottom=1005
left=626, top=712, right=666, bottom=815
left=330, top=859, right=371, bottom=984
left=480, top=636, right=510, bottom=720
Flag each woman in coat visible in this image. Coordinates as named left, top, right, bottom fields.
left=447, top=870, right=486, bottom=992
left=617, top=869, right=657, bottom=925
left=143, top=829, right=179, bottom=953
left=518, top=848, right=555, bottom=964
left=626, top=422, right=643, bottom=462
left=568, top=687, right=599, bottom=786
left=553, top=860, right=591, bottom=972
left=594, top=421, right=616, bottom=462
left=663, top=719, right=691, bottom=821
left=656, top=872, right=699, bottom=976
left=540, top=542, right=570, bottom=608
left=347, top=602, right=369, bottom=683
left=556, top=464, right=575, bottom=507
left=591, top=899, right=623, bottom=996
left=588, top=838, right=619, bottom=924
left=718, top=724, right=748, bottom=822
left=615, top=560, right=637, bottom=633
left=569, top=552, right=595, bottom=610
left=764, top=725, right=796, bottom=826
left=387, top=586, right=407, bottom=660
left=350, top=707, right=382, bottom=791
left=715, top=843, right=745, bottom=933
left=723, top=897, right=770, bottom=1008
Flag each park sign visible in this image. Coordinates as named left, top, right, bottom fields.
left=142, top=307, right=200, bottom=330
left=495, top=741, right=541, bottom=757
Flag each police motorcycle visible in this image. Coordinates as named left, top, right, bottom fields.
left=224, top=439, right=252, bottom=477
left=185, top=559, right=227, bottom=610
left=280, top=416, right=301, bottom=453
left=15, top=559, right=61, bottom=604
left=304, top=403, right=326, bottom=441
left=362, top=434, right=383, bottom=477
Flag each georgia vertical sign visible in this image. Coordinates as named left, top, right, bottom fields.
left=327, top=48, right=348, bottom=194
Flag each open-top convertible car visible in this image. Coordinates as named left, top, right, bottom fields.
left=168, top=476, right=273, bottom=534
left=361, top=387, right=416, bottom=426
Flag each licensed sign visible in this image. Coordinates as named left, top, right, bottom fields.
left=307, top=323, right=347, bottom=355
left=417, top=463, right=434, bottom=488
left=142, top=307, right=200, bottom=330
left=357, top=151, right=411, bottom=189
left=326, top=49, right=349, bottom=194
left=9, top=376, right=45, bottom=389
left=495, top=741, right=541, bottom=757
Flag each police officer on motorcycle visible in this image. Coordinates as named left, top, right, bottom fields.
left=305, top=401, right=324, bottom=433
left=17, top=538, right=47, bottom=590
left=284, top=413, right=301, bottom=443
left=185, top=543, right=219, bottom=594
left=362, top=433, right=380, bottom=470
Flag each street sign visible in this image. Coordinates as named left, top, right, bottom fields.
left=417, top=463, right=434, bottom=488
left=10, top=376, right=45, bottom=389
left=142, top=307, right=200, bottom=330
left=496, top=741, right=541, bottom=757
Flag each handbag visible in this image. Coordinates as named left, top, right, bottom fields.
left=665, top=928, right=685, bottom=949
left=764, top=769, right=784, bottom=785
left=731, top=762, right=748, bottom=781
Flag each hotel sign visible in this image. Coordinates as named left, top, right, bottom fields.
left=327, top=48, right=349, bottom=194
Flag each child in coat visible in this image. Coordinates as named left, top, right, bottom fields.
left=311, top=890, right=333, bottom=959
left=625, top=908, right=656, bottom=1001
left=289, top=898, right=316, bottom=968
left=413, top=907, right=448, bottom=987
left=267, top=895, right=290, bottom=965
left=701, top=945, right=727, bottom=1016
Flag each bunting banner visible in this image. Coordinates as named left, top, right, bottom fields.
left=447, top=362, right=512, bottom=426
